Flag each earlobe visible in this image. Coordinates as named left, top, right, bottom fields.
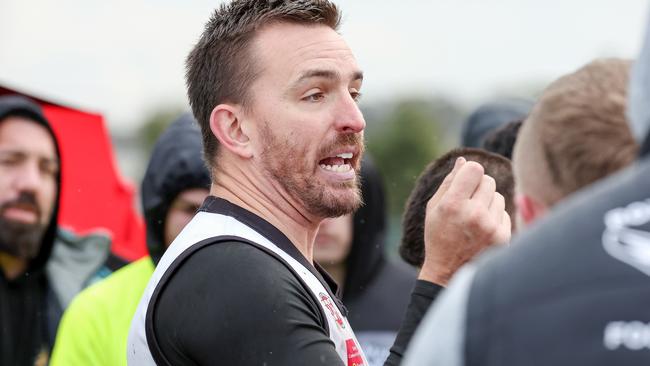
left=515, top=193, right=546, bottom=226
left=209, top=105, right=253, bottom=159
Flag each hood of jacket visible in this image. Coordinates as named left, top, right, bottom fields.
left=342, top=156, right=388, bottom=301
left=0, top=95, right=61, bottom=274
left=141, top=113, right=211, bottom=265
left=461, top=98, right=533, bottom=148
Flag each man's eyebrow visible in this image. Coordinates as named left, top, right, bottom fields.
left=0, top=150, right=27, bottom=157
left=0, top=150, right=58, bottom=164
left=291, top=69, right=364, bottom=88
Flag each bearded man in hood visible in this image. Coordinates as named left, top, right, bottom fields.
left=0, top=95, right=61, bottom=366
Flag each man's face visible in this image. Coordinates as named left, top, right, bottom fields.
left=0, top=117, right=58, bottom=259
left=245, top=23, right=366, bottom=218
left=164, top=188, right=209, bottom=247
left=314, top=214, right=354, bottom=266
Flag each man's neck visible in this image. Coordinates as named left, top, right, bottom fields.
left=211, top=164, right=322, bottom=263
left=0, top=252, right=27, bottom=280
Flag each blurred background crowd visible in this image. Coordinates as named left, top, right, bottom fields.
left=2, top=0, right=649, bottom=254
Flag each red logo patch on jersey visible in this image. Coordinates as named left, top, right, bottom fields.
left=345, top=338, right=365, bottom=366
left=319, top=292, right=345, bottom=329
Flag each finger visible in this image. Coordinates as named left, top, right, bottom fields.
left=427, top=157, right=466, bottom=209
left=445, top=161, right=485, bottom=201
left=470, top=174, right=496, bottom=207
left=488, top=192, right=505, bottom=219
left=494, top=211, right=512, bottom=245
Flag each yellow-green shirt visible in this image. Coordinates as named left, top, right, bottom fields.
left=50, top=257, right=154, bottom=366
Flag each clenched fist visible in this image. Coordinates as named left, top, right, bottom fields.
left=419, top=157, right=511, bottom=286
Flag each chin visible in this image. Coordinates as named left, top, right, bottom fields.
left=315, top=190, right=361, bottom=218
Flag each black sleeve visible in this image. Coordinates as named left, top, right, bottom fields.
left=151, top=241, right=345, bottom=366
left=384, top=280, right=444, bottom=366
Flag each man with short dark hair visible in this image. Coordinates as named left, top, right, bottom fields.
left=400, top=148, right=515, bottom=268
left=0, top=95, right=61, bottom=366
left=128, top=1, right=509, bottom=365
left=481, top=119, right=523, bottom=160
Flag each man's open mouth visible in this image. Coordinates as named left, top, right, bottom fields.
left=319, top=152, right=353, bottom=173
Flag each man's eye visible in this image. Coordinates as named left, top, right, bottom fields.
left=40, top=162, right=59, bottom=177
left=0, top=157, right=20, bottom=167
left=350, top=91, right=362, bottom=102
left=303, top=93, right=325, bottom=102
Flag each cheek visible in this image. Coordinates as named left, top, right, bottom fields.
left=39, top=178, right=58, bottom=221
left=0, top=176, right=11, bottom=201
left=165, top=212, right=195, bottom=244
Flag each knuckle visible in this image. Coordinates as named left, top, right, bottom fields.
left=480, top=219, right=497, bottom=235
left=483, top=175, right=496, bottom=190
left=467, top=208, right=487, bottom=229
left=494, top=192, right=505, bottom=206
left=439, top=200, right=461, bottom=216
left=483, top=174, right=495, bottom=185
left=466, top=161, right=485, bottom=176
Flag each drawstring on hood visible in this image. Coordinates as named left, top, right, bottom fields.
left=141, top=113, right=211, bottom=265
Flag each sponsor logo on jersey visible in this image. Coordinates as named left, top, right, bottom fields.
left=602, top=199, right=650, bottom=277
left=604, top=321, right=650, bottom=351
left=319, top=292, right=345, bottom=329
left=345, top=338, right=365, bottom=366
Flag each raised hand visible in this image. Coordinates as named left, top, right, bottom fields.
left=419, top=157, right=511, bottom=286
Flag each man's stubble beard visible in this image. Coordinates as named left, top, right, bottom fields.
left=259, top=122, right=364, bottom=218
left=0, top=193, right=47, bottom=260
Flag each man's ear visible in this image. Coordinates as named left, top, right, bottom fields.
left=209, top=104, right=253, bottom=159
left=515, top=193, right=547, bottom=226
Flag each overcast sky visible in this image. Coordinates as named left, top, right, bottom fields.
left=1, top=0, right=648, bottom=131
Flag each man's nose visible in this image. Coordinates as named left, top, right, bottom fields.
left=334, top=94, right=366, bottom=134
left=13, top=161, right=42, bottom=192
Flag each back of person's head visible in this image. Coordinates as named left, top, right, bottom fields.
left=185, top=0, right=341, bottom=172
left=512, top=58, right=638, bottom=225
left=481, top=119, right=523, bottom=160
left=400, top=148, right=514, bottom=267
left=461, top=99, right=532, bottom=148
left=141, top=113, right=211, bottom=265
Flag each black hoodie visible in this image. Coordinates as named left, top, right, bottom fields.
left=342, top=157, right=417, bottom=365
left=0, top=96, right=61, bottom=366
left=140, top=113, right=211, bottom=264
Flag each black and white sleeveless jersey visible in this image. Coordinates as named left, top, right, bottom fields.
left=403, top=156, right=650, bottom=366
left=127, top=197, right=368, bottom=365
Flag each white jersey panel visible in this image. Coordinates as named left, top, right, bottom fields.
left=127, top=211, right=367, bottom=365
